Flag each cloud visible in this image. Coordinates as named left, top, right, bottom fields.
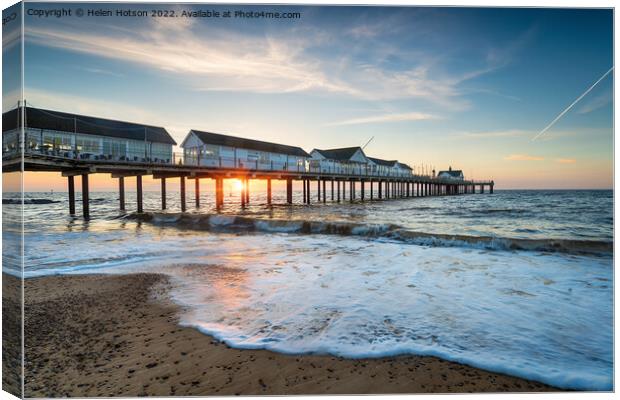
left=457, top=129, right=528, bottom=138
left=577, top=89, right=612, bottom=114
left=555, top=158, right=576, bottom=164
left=76, top=67, right=124, bottom=78
left=504, top=154, right=544, bottom=161
left=25, top=23, right=357, bottom=98
left=326, top=112, right=440, bottom=126
left=23, top=88, right=192, bottom=144
left=24, top=16, right=531, bottom=110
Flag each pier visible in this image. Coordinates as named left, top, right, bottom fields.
left=3, top=150, right=494, bottom=219
left=2, top=105, right=494, bottom=219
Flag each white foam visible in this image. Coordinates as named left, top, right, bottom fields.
left=17, top=222, right=613, bottom=391
left=160, top=234, right=612, bottom=391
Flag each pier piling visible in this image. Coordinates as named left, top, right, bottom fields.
left=302, top=179, right=307, bottom=203
left=136, top=175, right=143, bottom=214
left=215, top=178, right=224, bottom=208
left=118, top=177, right=125, bottom=211
left=68, top=176, right=76, bottom=215
left=81, top=174, right=90, bottom=219
left=337, top=180, right=341, bottom=202
left=286, top=178, right=293, bottom=204
left=180, top=176, right=186, bottom=212
left=267, top=179, right=272, bottom=205
left=195, top=178, right=200, bottom=207
left=160, top=178, right=166, bottom=210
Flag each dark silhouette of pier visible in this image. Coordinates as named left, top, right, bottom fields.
left=3, top=150, right=494, bottom=219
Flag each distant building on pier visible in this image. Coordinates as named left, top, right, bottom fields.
left=180, top=130, right=311, bottom=171
left=309, top=146, right=370, bottom=175
left=437, top=166, right=464, bottom=180
left=2, top=106, right=176, bottom=163
left=310, top=147, right=413, bottom=177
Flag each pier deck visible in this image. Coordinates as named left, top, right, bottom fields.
left=3, top=151, right=494, bottom=219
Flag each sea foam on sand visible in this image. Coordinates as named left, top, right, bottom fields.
left=149, top=234, right=612, bottom=391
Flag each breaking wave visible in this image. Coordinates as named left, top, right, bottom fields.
left=3, top=198, right=60, bottom=204
left=131, top=212, right=612, bottom=256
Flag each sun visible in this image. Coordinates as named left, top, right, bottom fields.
left=231, top=179, right=244, bottom=192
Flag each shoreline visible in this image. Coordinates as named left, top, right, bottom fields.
left=14, top=272, right=558, bottom=396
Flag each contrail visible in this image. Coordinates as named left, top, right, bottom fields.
left=532, top=66, right=614, bottom=141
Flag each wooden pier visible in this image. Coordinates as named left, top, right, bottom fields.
left=3, top=151, right=494, bottom=219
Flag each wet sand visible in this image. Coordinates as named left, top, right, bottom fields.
left=16, top=273, right=558, bottom=397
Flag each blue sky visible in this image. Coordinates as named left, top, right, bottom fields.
left=9, top=3, right=615, bottom=188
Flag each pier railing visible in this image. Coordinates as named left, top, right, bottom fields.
left=5, top=147, right=426, bottom=179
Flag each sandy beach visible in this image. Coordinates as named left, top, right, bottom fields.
left=3, top=272, right=559, bottom=397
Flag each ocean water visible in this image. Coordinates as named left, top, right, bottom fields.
left=2, top=189, right=614, bottom=390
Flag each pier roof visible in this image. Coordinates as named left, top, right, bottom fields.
left=438, top=168, right=464, bottom=178
left=368, top=157, right=398, bottom=167
left=187, top=130, right=311, bottom=158
left=312, top=147, right=366, bottom=161
left=2, top=107, right=176, bottom=145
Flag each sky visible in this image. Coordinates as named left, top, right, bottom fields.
left=3, top=3, right=614, bottom=190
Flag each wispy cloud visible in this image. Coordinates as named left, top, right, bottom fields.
left=555, top=158, right=576, bottom=164
left=326, top=112, right=440, bottom=126
left=577, top=89, right=612, bottom=114
left=77, top=67, right=124, bottom=78
left=25, top=16, right=532, bottom=110
left=504, top=154, right=544, bottom=161
left=23, top=88, right=192, bottom=143
left=457, top=129, right=528, bottom=138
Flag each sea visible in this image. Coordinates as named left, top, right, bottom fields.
left=2, top=188, right=614, bottom=391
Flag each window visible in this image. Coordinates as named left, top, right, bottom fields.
left=203, top=144, right=219, bottom=158
left=45, top=133, right=73, bottom=151
left=75, top=137, right=99, bottom=153
left=103, top=140, right=127, bottom=157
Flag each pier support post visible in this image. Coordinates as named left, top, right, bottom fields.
left=195, top=178, right=200, bottom=208
left=68, top=176, right=76, bottom=215
left=267, top=179, right=272, bottom=205
left=245, top=178, right=250, bottom=204
left=286, top=178, right=293, bottom=204
left=180, top=176, right=186, bottom=212
left=161, top=178, right=166, bottom=210
left=331, top=180, right=334, bottom=201
left=82, top=174, right=90, bottom=219
left=215, top=178, right=224, bottom=208
left=361, top=180, right=365, bottom=201
left=370, top=180, right=373, bottom=200
left=136, top=175, right=143, bottom=214
left=490, top=183, right=494, bottom=194
left=350, top=180, right=354, bottom=202
left=317, top=179, right=321, bottom=202
left=342, top=180, right=346, bottom=200
left=322, top=179, right=326, bottom=203
left=406, top=182, right=410, bottom=197
left=241, top=179, right=246, bottom=207
left=378, top=180, right=382, bottom=199
left=302, top=179, right=307, bottom=203
left=337, top=180, right=341, bottom=202
left=306, top=179, right=311, bottom=204
left=118, top=177, right=125, bottom=211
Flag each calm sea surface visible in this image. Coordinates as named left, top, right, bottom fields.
left=2, top=189, right=613, bottom=390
